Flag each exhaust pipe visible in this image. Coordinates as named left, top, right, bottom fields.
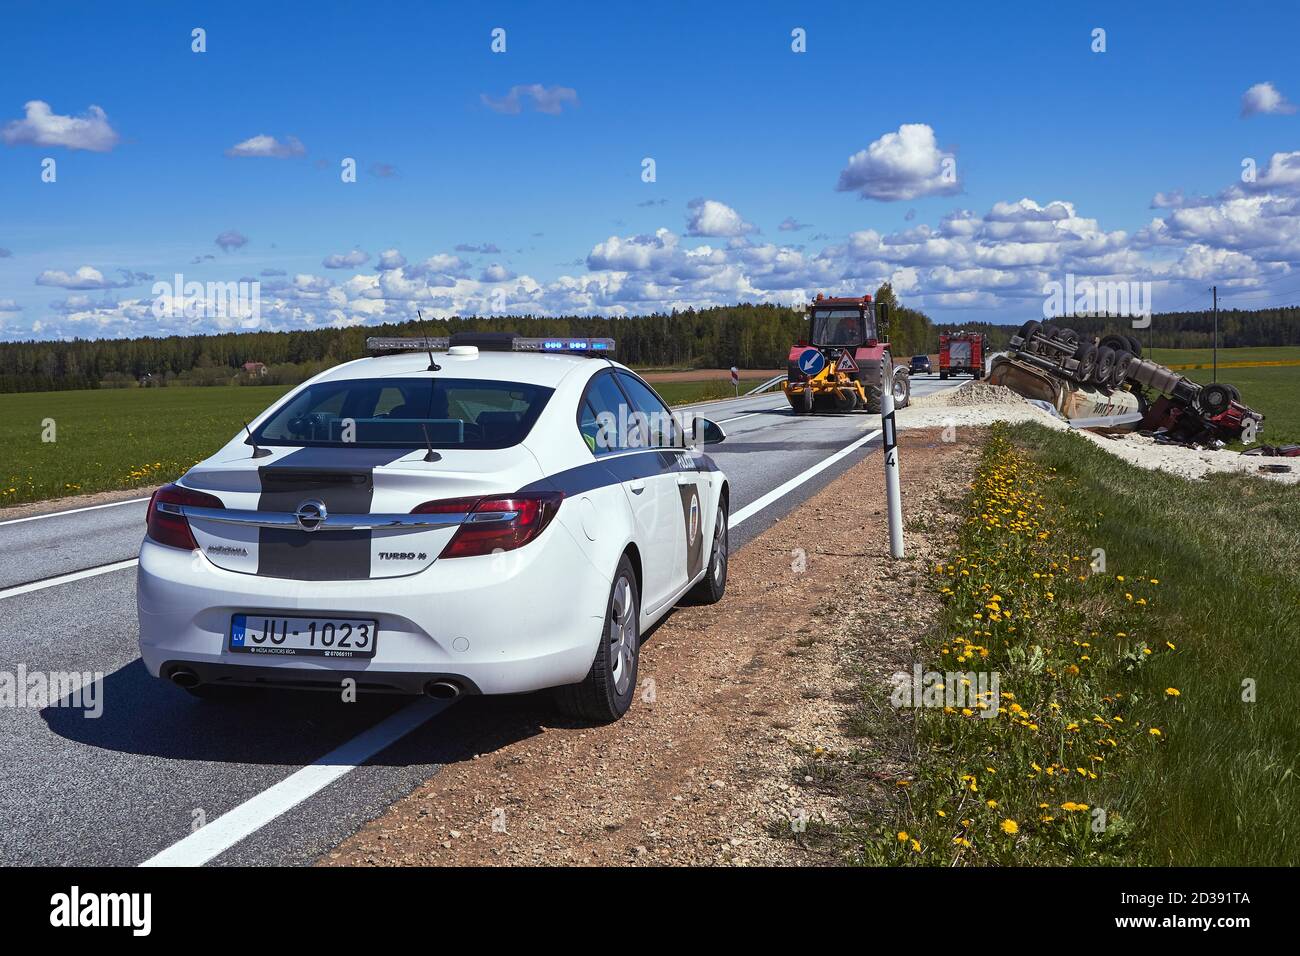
left=169, top=668, right=199, bottom=689
left=424, top=680, right=461, bottom=700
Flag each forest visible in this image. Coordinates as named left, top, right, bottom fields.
left=2, top=287, right=1297, bottom=393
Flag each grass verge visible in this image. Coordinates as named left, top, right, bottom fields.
left=842, top=421, right=1300, bottom=866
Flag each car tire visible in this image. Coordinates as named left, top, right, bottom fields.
left=686, top=499, right=729, bottom=605
left=554, top=554, right=640, bottom=723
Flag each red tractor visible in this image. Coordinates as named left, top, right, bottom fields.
left=938, top=330, right=988, bottom=380
left=782, top=293, right=910, bottom=413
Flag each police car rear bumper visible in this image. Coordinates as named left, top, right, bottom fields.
left=136, top=520, right=611, bottom=696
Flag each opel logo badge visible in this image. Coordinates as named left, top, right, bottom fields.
left=295, top=499, right=328, bottom=532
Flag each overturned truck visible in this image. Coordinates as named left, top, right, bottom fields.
left=989, top=320, right=1264, bottom=445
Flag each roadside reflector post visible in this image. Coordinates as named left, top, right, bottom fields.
left=880, top=381, right=904, bottom=559
left=731, top=365, right=739, bottom=396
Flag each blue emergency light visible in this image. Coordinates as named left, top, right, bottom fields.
left=367, top=333, right=615, bottom=356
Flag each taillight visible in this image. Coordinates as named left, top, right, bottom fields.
left=146, top=483, right=225, bottom=550
left=411, top=493, right=563, bottom=559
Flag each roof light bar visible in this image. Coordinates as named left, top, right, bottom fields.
left=366, top=334, right=615, bottom=356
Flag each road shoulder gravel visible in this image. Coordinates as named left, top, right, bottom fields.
left=320, top=427, right=983, bottom=866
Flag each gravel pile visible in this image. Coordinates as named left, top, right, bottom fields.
left=910, top=381, right=1032, bottom=408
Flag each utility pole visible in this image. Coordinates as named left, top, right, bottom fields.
left=1211, top=285, right=1218, bottom=382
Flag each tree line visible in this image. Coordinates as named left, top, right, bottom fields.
left=2, top=297, right=1297, bottom=393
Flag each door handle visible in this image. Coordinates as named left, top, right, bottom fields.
left=629, top=479, right=646, bottom=494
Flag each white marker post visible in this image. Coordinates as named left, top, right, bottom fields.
left=730, top=365, right=739, bottom=397
left=880, top=376, right=904, bottom=558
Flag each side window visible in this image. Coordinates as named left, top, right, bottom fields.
left=580, top=371, right=633, bottom=455
left=616, top=372, right=682, bottom=448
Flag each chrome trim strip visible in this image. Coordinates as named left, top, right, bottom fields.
left=173, top=503, right=498, bottom=531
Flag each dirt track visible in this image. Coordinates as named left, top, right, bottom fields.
left=321, top=428, right=981, bottom=866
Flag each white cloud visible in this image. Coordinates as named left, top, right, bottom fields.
left=836, top=124, right=960, bottom=201
left=224, top=134, right=306, bottom=158
left=479, top=263, right=517, bottom=282
left=0, top=298, right=20, bottom=313
left=322, top=249, right=371, bottom=269
left=35, top=266, right=131, bottom=290
left=685, top=199, right=757, bottom=237
left=778, top=217, right=810, bottom=231
left=2, top=100, right=120, bottom=152
left=1241, top=81, right=1296, bottom=117
left=376, top=249, right=406, bottom=270
left=481, top=84, right=578, bottom=115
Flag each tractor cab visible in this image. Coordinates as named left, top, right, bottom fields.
left=807, top=294, right=879, bottom=349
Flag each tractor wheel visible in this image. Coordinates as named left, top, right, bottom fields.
left=891, top=368, right=912, bottom=409
left=1092, top=346, right=1117, bottom=386
left=1199, top=383, right=1233, bottom=416
left=1110, top=349, right=1135, bottom=388
left=1072, top=342, right=1098, bottom=382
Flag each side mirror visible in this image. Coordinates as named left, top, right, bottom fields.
left=876, top=302, right=890, bottom=337
left=701, top=418, right=726, bottom=445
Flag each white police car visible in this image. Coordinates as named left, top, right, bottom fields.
left=137, top=334, right=729, bottom=722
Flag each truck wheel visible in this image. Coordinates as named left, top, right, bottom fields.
left=1125, top=335, right=1143, bottom=358
left=1057, top=327, right=1079, bottom=348
left=554, top=554, right=640, bottom=723
left=1098, top=334, right=1131, bottom=354
left=686, top=499, right=729, bottom=605
left=1092, top=346, right=1116, bottom=386
left=939, top=370, right=949, bottom=380
left=1072, top=342, right=1098, bottom=382
left=1110, top=350, right=1135, bottom=388
left=1199, top=383, right=1233, bottom=417
left=1016, top=320, right=1042, bottom=350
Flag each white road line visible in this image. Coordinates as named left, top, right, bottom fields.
left=141, top=698, right=446, bottom=867
left=729, top=427, right=883, bottom=529
left=0, top=558, right=139, bottom=600
left=0, top=496, right=150, bottom=527
left=717, top=411, right=763, bottom=425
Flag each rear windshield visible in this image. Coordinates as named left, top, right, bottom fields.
left=252, top=377, right=553, bottom=449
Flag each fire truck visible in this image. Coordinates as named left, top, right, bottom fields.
left=938, top=331, right=988, bottom=380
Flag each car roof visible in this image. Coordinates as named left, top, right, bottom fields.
left=313, top=349, right=622, bottom=389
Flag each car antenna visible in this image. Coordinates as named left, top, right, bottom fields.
left=418, top=310, right=441, bottom=371
left=243, top=421, right=271, bottom=458
left=419, top=423, right=441, bottom=463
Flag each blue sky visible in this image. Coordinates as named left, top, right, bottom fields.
left=2, top=0, right=1299, bottom=340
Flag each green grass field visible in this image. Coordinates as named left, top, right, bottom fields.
left=1, top=386, right=295, bottom=505
left=848, top=423, right=1300, bottom=866
left=0, top=378, right=744, bottom=507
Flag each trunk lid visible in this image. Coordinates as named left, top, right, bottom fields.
left=181, top=444, right=544, bottom=580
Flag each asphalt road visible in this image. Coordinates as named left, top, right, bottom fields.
left=0, top=374, right=956, bottom=866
